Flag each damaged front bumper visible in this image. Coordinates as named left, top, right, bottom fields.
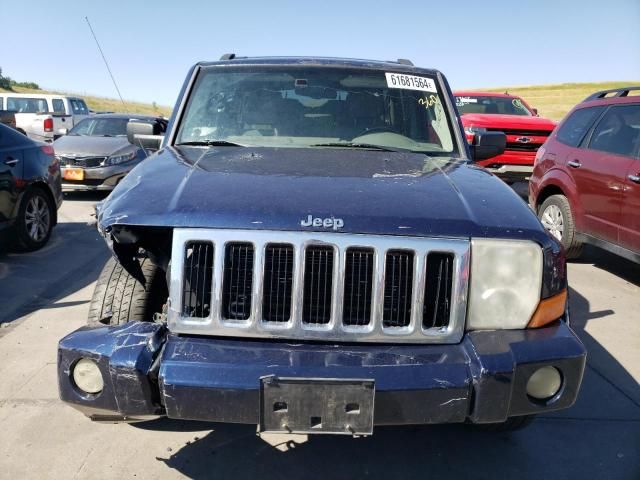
left=58, top=321, right=586, bottom=428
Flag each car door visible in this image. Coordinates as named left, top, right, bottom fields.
left=0, top=125, right=25, bottom=226
left=568, top=106, right=636, bottom=243
left=618, top=104, right=640, bottom=253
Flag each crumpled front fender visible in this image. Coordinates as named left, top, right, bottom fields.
left=57, top=321, right=167, bottom=421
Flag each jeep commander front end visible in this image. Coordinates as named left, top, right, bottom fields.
left=57, top=56, right=586, bottom=435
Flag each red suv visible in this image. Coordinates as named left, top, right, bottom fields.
left=455, top=91, right=556, bottom=183
left=529, top=87, right=640, bottom=262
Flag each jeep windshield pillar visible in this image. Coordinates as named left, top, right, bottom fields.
left=58, top=56, right=586, bottom=434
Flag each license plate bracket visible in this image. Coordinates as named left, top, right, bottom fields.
left=259, top=376, right=375, bottom=435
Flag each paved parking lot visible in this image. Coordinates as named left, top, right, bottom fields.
left=0, top=193, right=638, bottom=480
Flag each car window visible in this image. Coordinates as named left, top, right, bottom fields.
left=455, top=95, right=532, bottom=116
left=588, top=105, right=640, bottom=158
left=0, top=98, right=3, bottom=110
left=176, top=66, right=457, bottom=154
left=70, top=99, right=89, bottom=115
left=7, top=97, right=49, bottom=114
left=52, top=99, right=66, bottom=114
left=0, top=123, right=30, bottom=147
left=556, top=106, right=605, bottom=147
left=68, top=117, right=130, bottom=136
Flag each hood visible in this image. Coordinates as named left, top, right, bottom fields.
left=97, top=146, right=547, bottom=242
left=460, top=113, right=556, bottom=130
left=53, top=135, right=133, bottom=157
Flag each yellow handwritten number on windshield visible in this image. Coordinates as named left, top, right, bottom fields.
left=418, top=95, right=438, bottom=109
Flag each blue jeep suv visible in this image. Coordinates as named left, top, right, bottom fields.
left=57, top=55, right=585, bottom=434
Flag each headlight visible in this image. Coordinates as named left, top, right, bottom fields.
left=464, top=125, right=487, bottom=136
left=102, top=150, right=136, bottom=166
left=467, top=239, right=543, bottom=330
left=72, top=358, right=104, bottom=394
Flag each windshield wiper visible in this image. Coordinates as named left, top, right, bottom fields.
left=175, top=140, right=246, bottom=147
left=311, top=142, right=410, bottom=153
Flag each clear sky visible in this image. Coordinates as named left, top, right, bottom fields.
left=1, top=0, right=638, bottom=107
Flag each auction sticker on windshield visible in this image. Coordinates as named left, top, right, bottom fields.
left=385, top=73, right=437, bottom=93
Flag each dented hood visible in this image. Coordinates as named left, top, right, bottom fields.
left=96, top=146, right=546, bottom=241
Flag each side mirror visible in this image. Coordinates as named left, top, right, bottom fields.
left=532, top=108, right=539, bottom=116
left=471, top=131, right=506, bottom=161
left=127, top=120, right=164, bottom=151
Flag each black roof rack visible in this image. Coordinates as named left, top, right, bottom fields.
left=219, top=53, right=236, bottom=61
left=583, top=86, right=640, bottom=102
left=396, top=58, right=414, bottom=66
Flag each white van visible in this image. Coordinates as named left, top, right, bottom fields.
left=0, top=93, right=90, bottom=142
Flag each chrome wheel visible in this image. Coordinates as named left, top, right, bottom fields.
left=24, top=195, right=51, bottom=243
left=541, top=204, right=564, bottom=241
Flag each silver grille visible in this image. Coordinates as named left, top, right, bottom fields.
left=56, top=155, right=106, bottom=168
left=168, top=229, right=470, bottom=343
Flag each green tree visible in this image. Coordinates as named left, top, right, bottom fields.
left=0, top=67, right=13, bottom=90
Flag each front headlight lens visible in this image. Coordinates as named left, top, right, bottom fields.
left=467, top=239, right=543, bottom=330
left=102, top=150, right=136, bottom=166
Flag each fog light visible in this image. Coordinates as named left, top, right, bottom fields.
left=526, top=366, right=562, bottom=401
left=72, top=358, right=103, bottom=394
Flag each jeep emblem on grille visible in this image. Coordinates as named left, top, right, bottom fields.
left=516, top=136, right=532, bottom=143
left=300, top=215, right=344, bottom=230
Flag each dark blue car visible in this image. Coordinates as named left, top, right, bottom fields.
left=0, top=123, right=62, bottom=250
left=58, top=56, right=586, bottom=434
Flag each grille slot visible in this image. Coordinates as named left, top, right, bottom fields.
left=182, top=241, right=214, bottom=318
left=505, top=142, right=542, bottom=152
left=302, top=246, right=334, bottom=325
left=58, top=155, right=106, bottom=168
left=342, top=248, right=374, bottom=326
left=262, top=244, right=294, bottom=322
left=383, top=250, right=414, bottom=328
left=423, top=252, right=454, bottom=329
left=487, top=128, right=551, bottom=137
left=222, top=242, right=254, bottom=320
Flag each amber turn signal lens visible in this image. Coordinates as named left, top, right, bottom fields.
left=527, top=289, right=568, bottom=328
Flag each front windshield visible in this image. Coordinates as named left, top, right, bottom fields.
left=176, top=66, right=458, bottom=154
left=455, top=95, right=532, bottom=116
left=69, top=117, right=131, bottom=137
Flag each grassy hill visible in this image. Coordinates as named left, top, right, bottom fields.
left=473, top=81, right=640, bottom=120
left=2, top=81, right=638, bottom=122
left=0, top=86, right=172, bottom=117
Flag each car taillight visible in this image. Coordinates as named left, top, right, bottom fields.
left=43, top=118, right=54, bottom=132
left=41, top=145, right=55, bottom=156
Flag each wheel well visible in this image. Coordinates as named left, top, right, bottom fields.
left=535, top=185, right=564, bottom=213
left=27, top=182, right=58, bottom=226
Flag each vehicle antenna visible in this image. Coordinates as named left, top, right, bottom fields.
left=85, top=16, right=127, bottom=111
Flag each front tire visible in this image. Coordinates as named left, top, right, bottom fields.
left=88, top=257, right=168, bottom=326
left=15, top=187, right=54, bottom=251
left=538, top=194, right=583, bottom=259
